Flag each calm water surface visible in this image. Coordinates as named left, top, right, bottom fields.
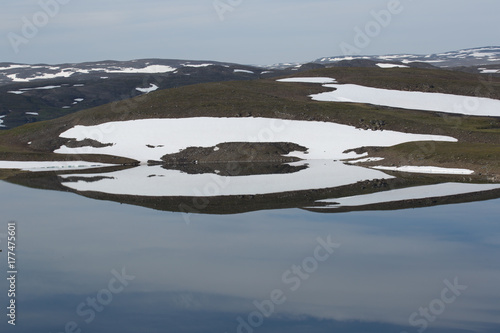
left=0, top=180, right=499, bottom=333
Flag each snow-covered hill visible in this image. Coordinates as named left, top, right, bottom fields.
left=0, top=59, right=266, bottom=86
left=0, top=59, right=286, bottom=129
left=2, top=47, right=499, bottom=87
left=313, top=46, right=500, bottom=68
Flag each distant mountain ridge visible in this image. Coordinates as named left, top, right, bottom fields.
left=0, top=46, right=500, bottom=85
left=0, top=59, right=265, bottom=86
left=0, top=60, right=287, bottom=129
left=313, top=46, right=500, bottom=68
left=1, top=46, right=499, bottom=85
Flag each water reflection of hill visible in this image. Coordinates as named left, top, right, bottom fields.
left=4, top=161, right=500, bottom=215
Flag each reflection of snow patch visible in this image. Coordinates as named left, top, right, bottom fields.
left=372, top=165, right=474, bottom=175
left=58, top=161, right=393, bottom=196
left=315, top=183, right=500, bottom=208
left=347, top=157, right=385, bottom=163
left=0, top=161, right=116, bottom=171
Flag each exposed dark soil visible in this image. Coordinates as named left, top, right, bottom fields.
left=64, top=138, right=114, bottom=148
left=158, top=142, right=307, bottom=164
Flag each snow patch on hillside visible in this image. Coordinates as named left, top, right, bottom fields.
left=7, top=70, right=73, bottom=82
left=277, top=77, right=337, bottom=84
left=182, top=63, right=214, bottom=68
left=0, top=64, right=31, bottom=70
left=25, top=85, right=62, bottom=90
left=376, top=63, right=409, bottom=68
left=3, top=65, right=176, bottom=82
left=309, top=83, right=500, bottom=117
left=479, top=68, right=500, bottom=74
left=234, top=69, right=254, bottom=74
left=136, top=84, right=159, bottom=94
left=105, top=65, right=176, bottom=74
left=54, top=117, right=457, bottom=162
left=8, top=85, right=63, bottom=94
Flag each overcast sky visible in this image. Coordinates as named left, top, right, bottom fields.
left=1, top=0, right=499, bottom=66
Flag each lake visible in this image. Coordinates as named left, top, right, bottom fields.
left=1, top=165, right=500, bottom=333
